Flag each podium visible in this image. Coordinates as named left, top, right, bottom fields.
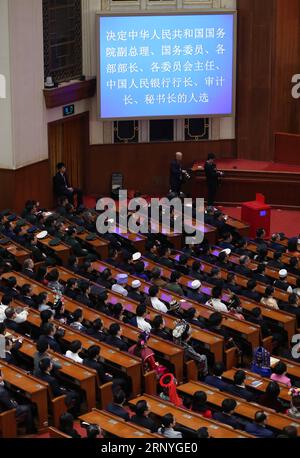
left=241, top=194, right=271, bottom=238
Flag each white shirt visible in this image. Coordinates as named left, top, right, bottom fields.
left=112, top=284, right=128, bottom=297
left=206, top=298, right=228, bottom=313
left=136, top=316, right=152, bottom=333
left=0, top=305, right=6, bottom=323
left=158, top=427, right=182, bottom=439
left=293, top=287, right=300, bottom=297
left=39, top=304, right=51, bottom=312
left=0, top=304, right=28, bottom=323
left=151, top=297, right=168, bottom=313
left=65, top=351, right=83, bottom=364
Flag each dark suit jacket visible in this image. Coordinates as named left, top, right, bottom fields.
left=235, top=265, right=253, bottom=278
left=36, top=370, right=64, bottom=397
left=131, top=414, right=158, bottom=433
left=229, top=385, right=257, bottom=402
left=204, top=375, right=234, bottom=393
left=20, top=296, right=36, bottom=308
left=245, top=423, right=275, bottom=438
left=105, top=335, right=128, bottom=352
left=204, top=161, right=219, bottom=187
left=4, top=319, right=22, bottom=333
left=43, top=336, right=62, bottom=354
left=170, top=160, right=183, bottom=193
left=106, top=403, right=130, bottom=421
left=273, top=279, right=290, bottom=292
left=22, top=269, right=35, bottom=279
left=186, top=289, right=208, bottom=304
left=151, top=328, right=173, bottom=342
left=53, top=172, right=70, bottom=196
left=0, top=386, right=19, bottom=411
left=213, top=412, right=244, bottom=430
left=127, top=290, right=146, bottom=303
left=252, top=272, right=271, bottom=285
left=83, top=357, right=112, bottom=384
left=241, top=290, right=261, bottom=302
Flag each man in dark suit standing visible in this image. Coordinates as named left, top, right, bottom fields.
left=204, top=153, right=223, bottom=206
left=53, top=162, right=83, bottom=207
left=169, top=152, right=186, bottom=195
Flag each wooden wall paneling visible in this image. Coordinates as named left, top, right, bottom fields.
left=0, top=169, right=15, bottom=211
left=13, top=160, right=52, bottom=213
left=271, top=0, right=300, bottom=138
left=0, top=161, right=52, bottom=213
left=236, top=0, right=276, bottom=161
left=274, top=133, right=300, bottom=164
left=86, top=140, right=236, bottom=197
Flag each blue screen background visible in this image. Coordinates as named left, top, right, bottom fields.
left=99, top=14, right=234, bottom=119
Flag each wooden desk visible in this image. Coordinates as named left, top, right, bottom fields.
left=270, top=356, right=300, bottom=382
left=42, top=264, right=225, bottom=373
left=42, top=269, right=185, bottom=384
left=89, top=262, right=225, bottom=365
left=7, top=331, right=97, bottom=411
left=45, top=266, right=185, bottom=383
left=114, top=226, right=147, bottom=253
left=129, top=394, right=253, bottom=438
left=224, top=216, right=250, bottom=238
left=246, top=242, right=295, bottom=268
left=0, top=361, right=48, bottom=430
left=212, top=246, right=293, bottom=303
left=223, top=368, right=291, bottom=403
left=37, top=236, right=71, bottom=266
left=0, top=272, right=143, bottom=397
left=79, top=409, right=162, bottom=439
left=61, top=218, right=109, bottom=260
left=177, top=380, right=300, bottom=434
left=9, top=218, right=71, bottom=265
left=177, top=251, right=297, bottom=342
left=140, top=258, right=261, bottom=349
left=0, top=236, right=31, bottom=264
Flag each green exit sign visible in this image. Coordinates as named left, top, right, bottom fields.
left=63, top=104, right=75, bottom=117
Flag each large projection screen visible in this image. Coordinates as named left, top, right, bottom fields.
left=97, top=11, right=236, bottom=120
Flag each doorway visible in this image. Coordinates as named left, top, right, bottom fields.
left=48, top=111, right=89, bottom=192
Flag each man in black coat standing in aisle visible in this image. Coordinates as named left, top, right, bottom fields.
left=169, top=152, right=184, bottom=195
left=53, top=162, right=83, bottom=207
left=204, top=153, right=223, bottom=206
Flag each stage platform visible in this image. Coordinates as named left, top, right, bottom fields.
left=210, top=158, right=300, bottom=174
left=190, top=158, right=300, bottom=209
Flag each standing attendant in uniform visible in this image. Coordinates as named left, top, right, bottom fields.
left=204, top=153, right=223, bottom=207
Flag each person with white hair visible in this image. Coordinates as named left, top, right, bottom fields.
left=169, top=152, right=190, bottom=195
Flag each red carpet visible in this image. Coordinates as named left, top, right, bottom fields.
left=219, top=205, right=300, bottom=238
